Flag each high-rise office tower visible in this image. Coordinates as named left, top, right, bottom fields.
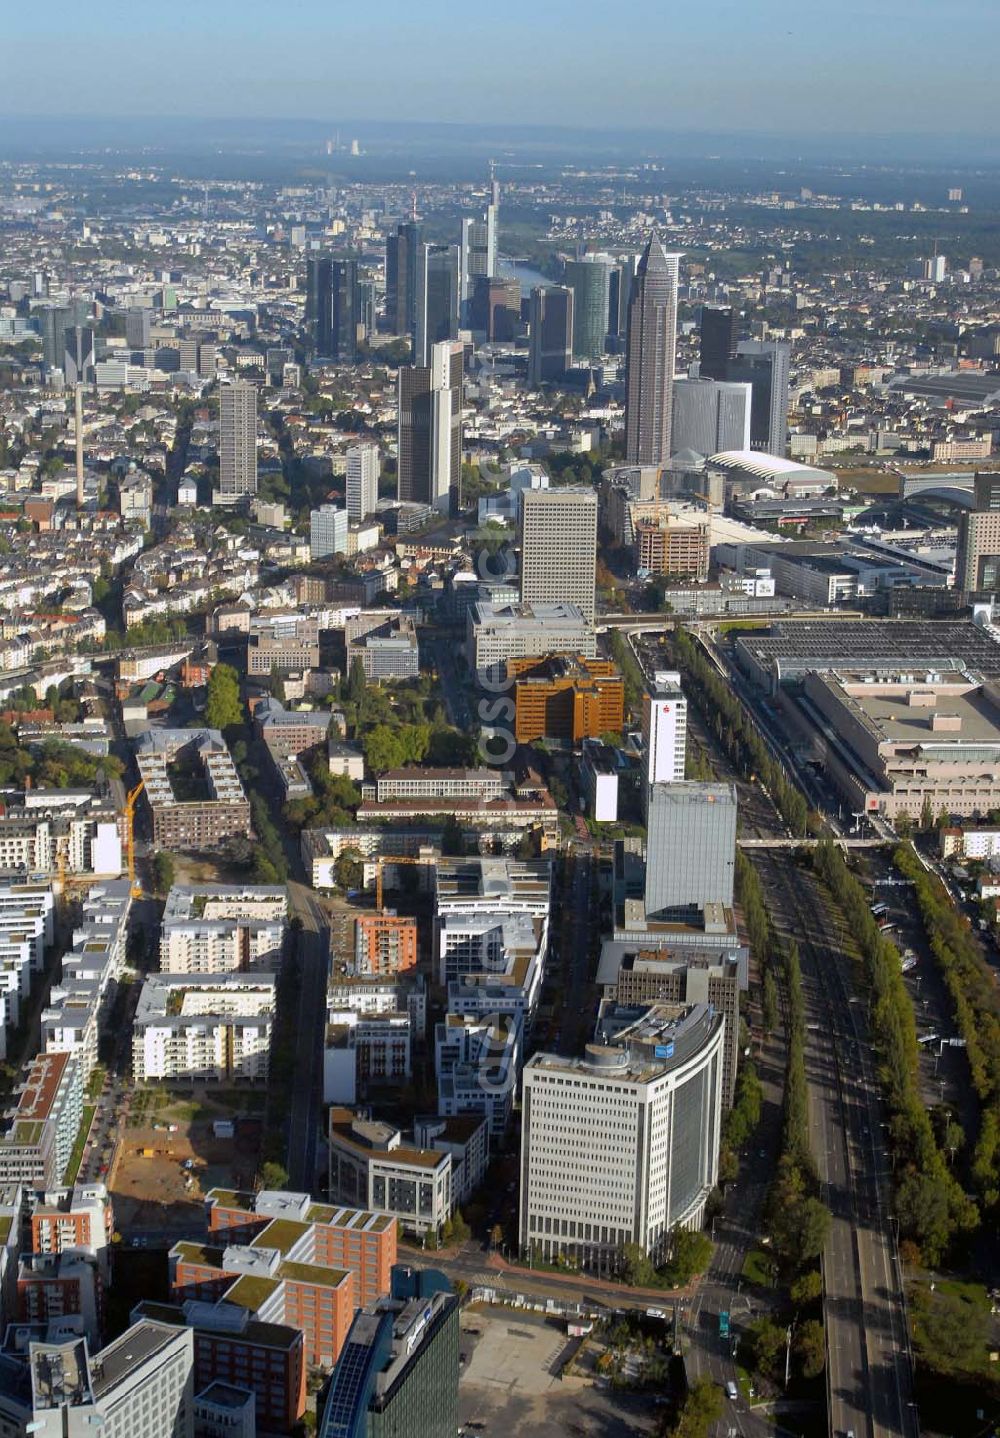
left=642, top=672, right=688, bottom=786
left=624, top=235, right=681, bottom=466
left=346, top=442, right=379, bottom=521
left=519, top=486, right=598, bottom=624
left=416, top=244, right=460, bottom=366
left=471, top=276, right=520, bottom=341
left=63, top=326, right=96, bottom=386
left=644, top=783, right=737, bottom=918
left=218, top=380, right=258, bottom=501
left=527, top=286, right=573, bottom=386
left=125, top=307, right=152, bottom=350
left=357, top=280, right=376, bottom=341
left=699, top=305, right=738, bottom=380
left=39, top=300, right=90, bottom=371
left=307, top=255, right=333, bottom=353
left=519, top=1006, right=725, bottom=1266
left=460, top=211, right=498, bottom=314
left=726, top=339, right=791, bottom=457
left=397, top=341, right=464, bottom=516
left=608, top=255, right=639, bottom=344
left=671, top=377, right=752, bottom=457
left=564, top=256, right=612, bottom=360
left=955, top=472, right=1000, bottom=592
left=330, top=258, right=359, bottom=363
left=385, top=221, right=420, bottom=339
left=318, top=1267, right=458, bottom=1438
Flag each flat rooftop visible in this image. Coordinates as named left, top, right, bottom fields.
left=737, top=619, right=1000, bottom=677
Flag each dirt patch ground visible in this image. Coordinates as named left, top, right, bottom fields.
left=458, top=1309, right=658, bottom=1437
left=111, top=1087, right=264, bottom=1236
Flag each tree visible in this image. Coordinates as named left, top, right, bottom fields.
left=790, top=1269, right=823, bottom=1306
left=667, top=1377, right=723, bottom=1438
left=205, top=662, right=243, bottom=730
left=259, top=1160, right=289, bottom=1191
left=346, top=656, right=367, bottom=705
left=743, top=1316, right=787, bottom=1380
left=762, top=969, right=779, bottom=1037
left=269, top=664, right=286, bottom=703
left=620, top=1241, right=657, bottom=1288
left=333, top=848, right=364, bottom=892
left=794, top=1319, right=826, bottom=1380
left=153, top=851, right=175, bottom=895
left=661, top=1225, right=713, bottom=1286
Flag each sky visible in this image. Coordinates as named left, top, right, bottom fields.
left=2, top=0, right=997, bottom=147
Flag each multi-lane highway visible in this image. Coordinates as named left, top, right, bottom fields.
left=285, top=881, right=330, bottom=1191
left=756, top=851, right=916, bottom=1438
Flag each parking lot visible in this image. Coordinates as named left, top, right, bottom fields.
left=458, top=1309, right=658, bottom=1437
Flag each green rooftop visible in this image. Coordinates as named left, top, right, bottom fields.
left=279, top=1260, right=349, bottom=1290
left=174, top=1242, right=225, bottom=1267
left=224, top=1274, right=281, bottom=1312
left=252, top=1219, right=308, bottom=1256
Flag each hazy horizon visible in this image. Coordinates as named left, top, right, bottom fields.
left=2, top=0, right=997, bottom=158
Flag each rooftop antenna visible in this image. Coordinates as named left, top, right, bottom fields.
left=410, top=190, right=418, bottom=222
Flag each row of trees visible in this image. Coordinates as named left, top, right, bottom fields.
left=765, top=935, right=831, bottom=1276
left=0, top=724, right=124, bottom=789
left=894, top=844, right=1000, bottom=1210
left=672, top=631, right=809, bottom=837
left=812, top=840, right=978, bottom=1264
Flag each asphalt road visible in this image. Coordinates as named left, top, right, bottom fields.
left=757, top=851, right=916, bottom=1438
left=285, top=881, right=330, bottom=1192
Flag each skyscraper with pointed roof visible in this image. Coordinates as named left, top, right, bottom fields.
left=624, top=236, right=681, bottom=466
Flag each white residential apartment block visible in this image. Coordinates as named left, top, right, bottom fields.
left=519, top=1003, right=725, bottom=1267
left=0, top=1323, right=194, bottom=1438
left=323, top=1010, right=412, bottom=1105
left=0, top=885, right=56, bottom=1060
left=41, top=881, right=132, bottom=1083
left=0, top=790, right=122, bottom=880
left=159, top=885, right=287, bottom=975
left=132, top=975, right=275, bottom=1083
left=346, top=443, right=379, bottom=522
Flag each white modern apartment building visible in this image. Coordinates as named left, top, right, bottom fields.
left=41, top=880, right=132, bottom=1083
left=435, top=1011, right=521, bottom=1138
left=0, top=790, right=122, bottom=880
left=159, top=885, right=287, bottom=975
left=0, top=1323, right=194, bottom=1438
left=519, top=1002, right=725, bottom=1267
left=0, top=885, right=57, bottom=1059
left=132, top=975, right=275, bottom=1083
left=346, top=443, right=379, bottom=522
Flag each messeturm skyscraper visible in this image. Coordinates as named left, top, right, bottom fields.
left=624, top=236, right=681, bottom=466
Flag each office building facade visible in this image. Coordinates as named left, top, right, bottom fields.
left=644, top=783, right=737, bottom=916
left=519, top=1004, right=725, bottom=1266
left=726, top=339, right=791, bottom=457
left=307, top=256, right=333, bottom=354
left=671, top=377, right=751, bottom=458
left=699, top=305, right=738, bottom=380
left=218, top=382, right=257, bottom=500
left=564, top=256, right=611, bottom=361
left=519, top=486, right=597, bottom=623
left=310, top=505, right=349, bottom=560
left=385, top=223, right=419, bottom=340
left=527, top=286, right=573, bottom=386
left=955, top=472, right=1000, bottom=591
left=330, top=259, right=359, bottom=363
left=415, top=245, right=460, bottom=367
left=397, top=341, right=463, bottom=516
left=624, top=236, right=680, bottom=466
left=642, top=673, right=688, bottom=786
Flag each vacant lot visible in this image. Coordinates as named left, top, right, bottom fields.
left=112, top=1087, right=263, bottom=1236
left=458, top=1308, right=658, bottom=1437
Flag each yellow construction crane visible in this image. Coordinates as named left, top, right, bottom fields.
left=374, top=854, right=423, bottom=911
left=123, top=780, right=145, bottom=898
